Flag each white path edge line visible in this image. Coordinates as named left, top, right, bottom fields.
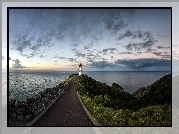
left=77, top=92, right=104, bottom=134
left=77, top=91, right=101, bottom=126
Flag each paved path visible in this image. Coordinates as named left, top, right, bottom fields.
left=33, top=76, right=95, bottom=126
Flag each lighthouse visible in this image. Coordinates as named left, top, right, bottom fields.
left=78, top=63, right=83, bottom=76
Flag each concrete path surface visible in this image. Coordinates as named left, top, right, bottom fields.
left=33, top=76, right=95, bottom=126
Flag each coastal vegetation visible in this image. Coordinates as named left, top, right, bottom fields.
left=77, top=74, right=171, bottom=126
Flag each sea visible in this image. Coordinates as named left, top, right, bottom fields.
left=84, top=71, right=171, bottom=93
left=2, top=70, right=173, bottom=106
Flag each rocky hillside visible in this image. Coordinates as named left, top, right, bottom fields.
left=132, top=74, right=171, bottom=107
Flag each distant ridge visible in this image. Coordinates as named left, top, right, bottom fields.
left=132, top=74, right=171, bottom=107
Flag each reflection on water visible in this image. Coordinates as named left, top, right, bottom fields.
left=9, top=71, right=71, bottom=101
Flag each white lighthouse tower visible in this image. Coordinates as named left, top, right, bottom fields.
left=78, top=63, right=83, bottom=76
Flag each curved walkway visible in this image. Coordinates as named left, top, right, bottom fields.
left=33, top=76, right=95, bottom=126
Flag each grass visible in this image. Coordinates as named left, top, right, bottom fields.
left=79, top=93, right=171, bottom=126
left=77, top=74, right=171, bottom=126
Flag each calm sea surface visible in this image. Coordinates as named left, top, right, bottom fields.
left=6, top=70, right=171, bottom=102
left=84, top=71, right=171, bottom=93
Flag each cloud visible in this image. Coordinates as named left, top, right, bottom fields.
left=144, top=48, right=157, bottom=53
left=39, top=55, right=45, bottom=58
left=12, top=59, right=20, bottom=64
left=12, top=64, right=28, bottom=69
left=133, top=30, right=143, bottom=39
left=137, top=52, right=142, bottom=54
left=114, top=58, right=171, bottom=68
left=11, top=59, right=28, bottom=69
left=117, top=30, right=154, bottom=41
left=71, top=48, right=77, bottom=52
left=74, top=51, right=86, bottom=58
left=156, top=46, right=170, bottom=49
left=101, top=48, right=117, bottom=55
left=83, top=43, right=93, bottom=50
left=102, top=9, right=134, bottom=35
left=90, top=34, right=103, bottom=44
left=112, top=20, right=128, bottom=35
left=58, top=57, right=66, bottom=60
left=69, top=31, right=81, bottom=42
left=11, top=35, right=35, bottom=53
left=87, top=61, right=115, bottom=69
left=117, top=30, right=133, bottom=40
left=117, top=29, right=159, bottom=52
left=161, top=55, right=171, bottom=59
left=151, top=52, right=171, bottom=59
left=125, top=39, right=158, bottom=51
left=118, top=51, right=133, bottom=55
left=68, top=58, right=77, bottom=62
left=86, top=53, right=96, bottom=57
left=85, top=53, right=102, bottom=64
left=57, top=56, right=78, bottom=63
left=56, top=31, right=66, bottom=42
left=26, top=53, right=35, bottom=58
left=70, top=43, right=79, bottom=48
left=104, top=17, right=128, bottom=35
left=31, top=34, right=52, bottom=51
left=152, top=52, right=163, bottom=56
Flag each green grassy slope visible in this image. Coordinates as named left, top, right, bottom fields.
left=77, top=74, right=171, bottom=126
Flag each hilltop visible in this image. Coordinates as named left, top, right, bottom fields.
left=77, top=73, right=171, bottom=126
left=132, top=74, right=171, bottom=108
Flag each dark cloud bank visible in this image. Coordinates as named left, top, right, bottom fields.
left=87, top=58, right=171, bottom=70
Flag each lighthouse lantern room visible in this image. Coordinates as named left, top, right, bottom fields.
left=78, top=63, right=83, bottom=76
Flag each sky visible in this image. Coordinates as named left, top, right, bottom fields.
left=6, top=8, right=172, bottom=71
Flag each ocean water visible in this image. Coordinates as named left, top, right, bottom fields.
left=83, top=71, right=171, bottom=93
left=4, top=70, right=171, bottom=105
left=8, top=70, right=74, bottom=102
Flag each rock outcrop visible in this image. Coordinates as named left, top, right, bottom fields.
left=111, top=83, right=125, bottom=92
left=132, top=74, right=171, bottom=106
